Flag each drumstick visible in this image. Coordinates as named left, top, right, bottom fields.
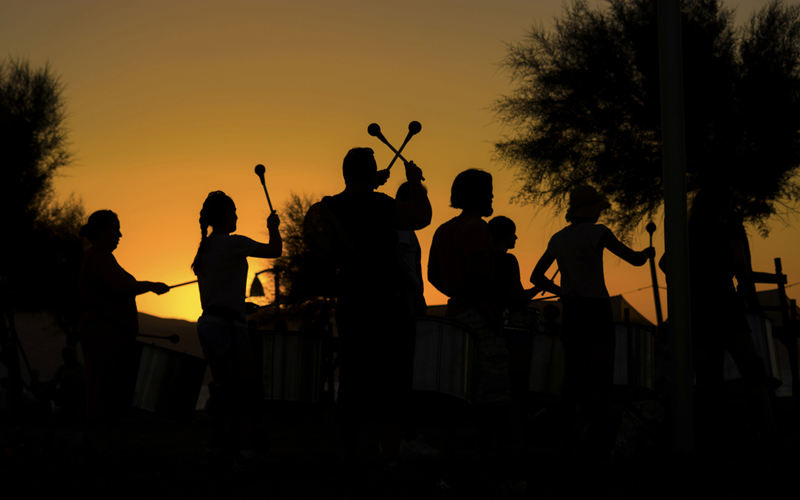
left=539, top=268, right=559, bottom=296
left=386, top=121, right=422, bottom=170
left=169, top=280, right=197, bottom=289
left=137, top=333, right=180, bottom=344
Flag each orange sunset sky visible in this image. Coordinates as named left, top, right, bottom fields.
left=3, top=0, right=799, bottom=324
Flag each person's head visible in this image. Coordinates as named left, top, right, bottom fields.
left=565, top=185, right=610, bottom=224
left=450, top=169, right=493, bottom=217
left=343, top=148, right=378, bottom=187
left=395, top=181, right=427, bottom=202
left=192, top=191, right=236, bottom=274
left=200, top=191, right=237, bottom=234
left=488, top=216, right=517, bottom=251
left=80, top=210, right=121, bottom=251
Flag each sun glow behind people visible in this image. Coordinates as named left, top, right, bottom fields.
left=2, top=0, right=797, bottom=323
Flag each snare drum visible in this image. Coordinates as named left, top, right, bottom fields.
left=528, top=333, right=565, bottom=395
left=256, top=330, right=323, bottom=403
left=413, top=316, right=473, bottom=403
left=613, top=322, right=655, bottom=390
left=723, top=314, right=781, bottom=383
left=503, top=307, right=540, bottom=333
left=131, top=342, right=208, bottom=419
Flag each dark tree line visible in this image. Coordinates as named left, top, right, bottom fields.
left=1, top=59, right=85, bottom=336
left=494, top=0, right=800, bottom=238
left=266, top=193, right=336, bottom=310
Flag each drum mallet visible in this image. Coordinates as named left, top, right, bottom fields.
left=169, top=280, right=197, bottom=289
left=254, top=164, right=274, bottom=212
left=646, top=221, right=664, bottom=327
left=386, top=121, right=422, bottom=170
left=367, top=123, right=411, bottom=166
left=138, top=333, right=180, bottom=344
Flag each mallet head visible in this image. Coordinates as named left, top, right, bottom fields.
left=254, top=164, right=266, bottom=183
left=408, top=121, right=422, bottom=135
left=646, top=221, right=657, bottom=235
left=367, top=123, right=382, bottom=137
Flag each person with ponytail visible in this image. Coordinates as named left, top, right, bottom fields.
left=191, top=191, right=281, bottom=465
left=78, top=210, right=170, bottom=453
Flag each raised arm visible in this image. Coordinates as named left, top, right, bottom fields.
left=393, top=162, right=432, bottom=231
left=250, top=211, right=283, bottom=258
left=600, top=230, right=653, bottom=266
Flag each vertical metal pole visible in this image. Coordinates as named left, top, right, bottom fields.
left=657, top=0, right=694, bottom=456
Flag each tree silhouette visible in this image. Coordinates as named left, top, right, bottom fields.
left=0, top=59, right=85, bottom=328
left=264, top=192, right=336, bottom=309
left=494, top=0, right=800, bottom=238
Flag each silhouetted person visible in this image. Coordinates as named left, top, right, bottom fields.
left=489, top=216, right=540, bottom=443
left=310, top=148, right=431, bottom=464
left=191, top=191, right=282, bottom=465
left=396, top=182, right=428, bottom=316
left=428, top=169, right=526, bottom=451
left=665, top=186, right=776, bottom=448
left=530, top=185, right=653, bottom=455
left=78, top=210, right=170, bottom=453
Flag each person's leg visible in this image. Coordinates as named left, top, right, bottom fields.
left=559, top=299, right=589, bottom=451
left=726, top=328, right=776, bottom=434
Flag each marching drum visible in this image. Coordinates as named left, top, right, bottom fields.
left=613, top=323, right=656, bottom=391
left=256, top=330, right=323, bottom=404
left=131, top=342, right=208, bottom=419
left=528, top=332, right=565, bottom=395
left=413, top=316, right=473, bottom=403
left=723, top=314, right=781, bottom=383
left=503, top=307, right=540, bottom=333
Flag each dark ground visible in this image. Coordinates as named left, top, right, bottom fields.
left=2, top=396, right=799, bottom=500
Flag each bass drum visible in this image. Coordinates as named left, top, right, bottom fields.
left=255, top=330, right=323, bottom=404
left=131, top=342, right=208, bottom=419
left=723, top=314, right=781, bottom=383
left=412, top=316, right=473, bottom=404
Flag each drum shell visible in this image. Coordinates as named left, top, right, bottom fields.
left=131, top=342, right=208, bottom=419
left=528, top=333, right=565, bottom=395
left=723, top=314, right=781, bottom=382
left=528, top=322, right=655, bottom=396
left=613, top=323, right=655, bottom=390
left=503, top=307, right=540, bottom=333
left=255, top=330, right=323, bottom=403
left=412, top=316, right=472, bottom=403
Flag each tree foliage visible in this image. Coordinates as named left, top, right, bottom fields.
left=266, top=192, right=336, bottom=308
left=0, top=59, right=85, bottom=328
left=494, top=0, right=800, bottom=238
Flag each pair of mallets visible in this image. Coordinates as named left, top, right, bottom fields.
left=368, top=121, right=422, bottom=171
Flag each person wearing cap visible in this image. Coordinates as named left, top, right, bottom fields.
left=530, top=185, right=654, bottom=454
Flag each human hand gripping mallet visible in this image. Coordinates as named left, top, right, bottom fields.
left=387, top=121, right=422, bottom=170
left=646, top=221, right=664, bottom=327
left=254, top=164, right=274, bottom=212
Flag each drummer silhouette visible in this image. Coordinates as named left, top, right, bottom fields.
left=428, top=170, right=528, bottom=451
left=307, top=148, right=431, bottom=464
left=191, top=191, right=282, bottom=465
left=530, top=185, right=653, bottom=455
left=665, top=186, right=776, bottom=448
left=78, top=210, right=170, bottom=454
